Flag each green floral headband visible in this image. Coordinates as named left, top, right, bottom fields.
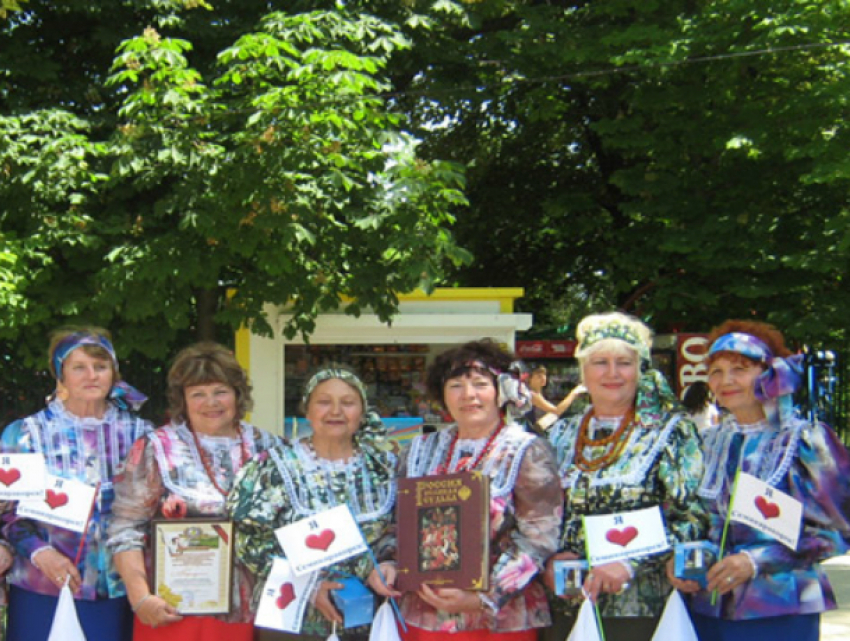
left=302, top=368, right=368, bottom=407
left=578, top=322, right=651, bottom=362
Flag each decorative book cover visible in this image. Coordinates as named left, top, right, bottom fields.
left=396, top=471, right=490, bottom=592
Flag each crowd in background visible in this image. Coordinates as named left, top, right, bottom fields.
left=0, top=313, right=848, bottom=641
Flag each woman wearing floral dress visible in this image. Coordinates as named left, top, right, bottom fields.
left=108, top=342, right=280, bottom=641
left=373, top=339, right=563, bottom=641
left=542, top=312, right=707, bottom=641
left=227, top=367, right=395, bottom=641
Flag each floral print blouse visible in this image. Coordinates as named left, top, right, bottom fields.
left=106, top=421, right=280, bottom=623
left=226, top=436, right=396, bottom=636
left=379, top=423, right=563, bottom=633
left=1, top=399, right=153, bottom=600
left=547, top=411, right=707, bottom=618
left=689, top=414, right=850, bottom=620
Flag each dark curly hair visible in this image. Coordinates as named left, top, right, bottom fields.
left=707, top=319, right=791, bottom=367
left=425, top=339, right=514, bottom=409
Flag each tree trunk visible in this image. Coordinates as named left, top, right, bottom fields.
left=195, top=287, right=219, bottom=342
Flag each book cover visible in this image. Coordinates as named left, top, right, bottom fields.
left=396, top=471, right=490, bottom=592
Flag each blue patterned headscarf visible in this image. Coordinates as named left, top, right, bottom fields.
left=52, top=332, right=147, bottom=411
left=708, top=332, right=804, bottom=425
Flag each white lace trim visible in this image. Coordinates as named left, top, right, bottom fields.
left=696, top=413, right=803, bottom=500
left=23, top=399, right=149, bottom=491
left=149, top=422, right=269, bottom=506
left=405, top=423, right=536, bottom=499
left=269, top=439, right=395, bottom=523
left=551, top=411, right=682, bottom=490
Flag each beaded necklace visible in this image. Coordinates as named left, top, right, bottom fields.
left=574, top=409, right=635, bottom=472
left=439, top=421, right=505, bottom=474
left=189, top=424, right=251, bottom=497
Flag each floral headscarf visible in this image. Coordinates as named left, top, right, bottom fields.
left=301, top=368, right=391, bottom=454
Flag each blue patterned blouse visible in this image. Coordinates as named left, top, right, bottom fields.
left=1, top=400, right=153, bottom=600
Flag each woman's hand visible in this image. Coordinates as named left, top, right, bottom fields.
left=705, top=553, right=756, bottom=595
left=33, top=547, right=82, bottom=593
left=583, top=562, right=632, bottom=603
left=0, top=546, right=13, bottom=575
left=313, top=580, right=344, bottom=624
left=665, top=558, right=701, bottom=594
left=368, top=563, right=401, bottom=598
left=543, top=550, right=580, bottom=595
left=134, top=594, right=183, bottom=629
left=417, top=584, right=482, bottom=614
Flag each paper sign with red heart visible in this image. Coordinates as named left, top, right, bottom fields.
left=754, top=496, right=781, bottom=519
left=0, top=468, right=21, bottom=487
left=46, top=489, right=70, bottom=510
left=276, top=582, right=296, bottom=610
left=305, top=529, right=335, bottom=551
left=605, top=526, right=639, bottom=547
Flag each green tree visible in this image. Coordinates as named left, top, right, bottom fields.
left=1, top=2, right=469, bottom=363
left=361, top=0, right=850, bottom=345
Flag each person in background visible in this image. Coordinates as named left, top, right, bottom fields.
left=682, top=381, right=718, bottom=431
left=543, top=312, right=707, bottom=641
left=372, top=339, right=563, bottom=641
left=1, top=327, right=152, bottom=641
left=108, top=342, right=280, bottom=641
left=526, top=367, right=587, bottom=431
left=667, top=320, right=850, bottom=641
left=228, top=367, right=396, bottom=641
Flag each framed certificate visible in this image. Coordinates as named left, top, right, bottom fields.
left=151, top=518, right=235, bottom=615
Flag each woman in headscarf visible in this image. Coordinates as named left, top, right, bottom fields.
left=542, top=312, right=707, bottom=641
left=1, top=326, right=152, bottom=641
left=227, top=366, right=395, bottom=641
left=667, top=320, right=850, bottom=641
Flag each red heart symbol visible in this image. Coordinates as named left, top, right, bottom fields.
left=46, top=489, right=69, bottom=510
left=275, top=582, right=296, bottom=609
left=605, top=526, right=638, bottom=547
left=305, top=529, right=335, bottom=551
left=755, top=496, right=781, bottom=519
left=0, top=468, right=21, bottom=487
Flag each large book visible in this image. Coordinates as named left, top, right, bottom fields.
left=396, top=471, right=490, bottom=592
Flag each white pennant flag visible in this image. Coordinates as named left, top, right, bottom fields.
left=47, top=581, right=86, bottom=641
left=729, top=472, right=802, bottom=550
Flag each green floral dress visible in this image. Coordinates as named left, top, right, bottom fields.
left=547, top=408, right=708, bottom=618
left=226, top=420, right=395, bottom=637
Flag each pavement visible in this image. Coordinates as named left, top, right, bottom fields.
left=823, top=554, right=850, bottom=641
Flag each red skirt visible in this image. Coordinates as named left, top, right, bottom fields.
left=401, top=624, right=538, bottom=641
left=133, top=615, right=253, bottom=641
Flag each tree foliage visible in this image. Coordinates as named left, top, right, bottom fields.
left=0, top=1, right=469, bottom=363
left=355, top=0, right=850, bottom=346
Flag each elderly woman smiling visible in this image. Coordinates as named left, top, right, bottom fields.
left=108, top=342, right=280, bottom=641
left=1, top=327, right=152, bottom=641
left=227, top=367, right=396, bottom=641
left=371, top=339, right=563, bottom=641
left=543, top=312, right=707, bottom=641
left=668, top=320, right=850, bottom=641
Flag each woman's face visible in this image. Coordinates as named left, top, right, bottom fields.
left=582, top=349, right=639, bottom=414
left=185, top=382, right=238, bottom=435
left=61, top=349, right=113, bottom=409
left=443, top=370, right=500, bottom=431
left=707, top=356, right=765, bottom=421
left=306, top=379, right=364, bottom=443
left=529, top=371, right=547, bottom=391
